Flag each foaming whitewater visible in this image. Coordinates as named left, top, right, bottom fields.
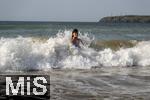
left=0, top=30, right=150, bottom=71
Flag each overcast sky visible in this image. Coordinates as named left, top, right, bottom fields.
left=0, top=0, right=149, bottom=22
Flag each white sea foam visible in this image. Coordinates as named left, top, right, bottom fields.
left=0, top=30, right=150, bottom=71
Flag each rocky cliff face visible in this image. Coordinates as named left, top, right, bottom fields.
left=99, top=15, right=150, bottom=23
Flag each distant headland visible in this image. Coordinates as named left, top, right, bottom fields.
left=99, top=15, right=150, bottom=23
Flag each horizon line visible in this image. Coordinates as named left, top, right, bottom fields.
left=0, top=20, right=99, bottom=23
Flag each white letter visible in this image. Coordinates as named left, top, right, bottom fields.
left=33, top=77, right=47, bottom=95
left=27, top=77, right=30, bottom=95
left=6, top=77, right=24, bottom=95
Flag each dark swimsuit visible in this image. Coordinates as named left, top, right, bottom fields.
left=72, top=39, right=80, bottom=48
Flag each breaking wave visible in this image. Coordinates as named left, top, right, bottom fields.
left=0, top=30, right=150, bottom=71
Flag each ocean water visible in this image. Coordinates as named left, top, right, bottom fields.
left=1, top=22, right=150, bottom=99
left=0, top=22, right=150, bottom=71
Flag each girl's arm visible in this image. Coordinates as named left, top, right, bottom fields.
left=79, top=39, right=84, bottom=45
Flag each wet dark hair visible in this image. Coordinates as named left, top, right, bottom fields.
left=72, top=29, right=78, bottom=34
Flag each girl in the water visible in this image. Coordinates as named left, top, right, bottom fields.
left=71, top=29, right=83, bottom=48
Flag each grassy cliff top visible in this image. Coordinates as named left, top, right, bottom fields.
left=99, top=15, right=150, bottom=23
